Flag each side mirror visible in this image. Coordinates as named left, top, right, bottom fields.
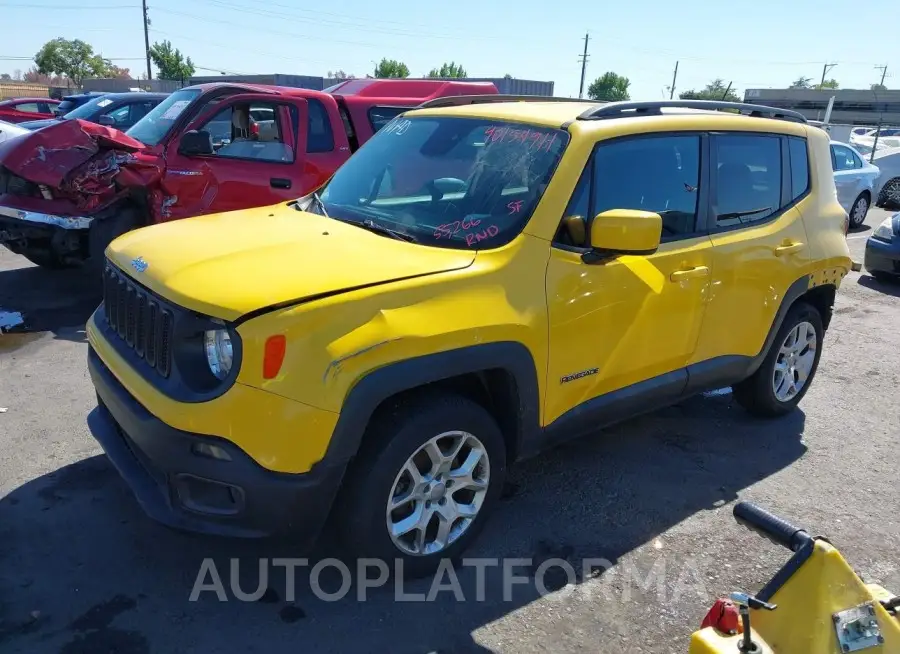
left=178, top=130, right=214, bottom=156
left=583, top=209, right=662, bottom=264
left=97, top=114, right=115, bottom=126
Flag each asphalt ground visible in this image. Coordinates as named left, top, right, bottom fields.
left=1, top=208, right=898, bottom=653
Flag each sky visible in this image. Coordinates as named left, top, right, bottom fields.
left=1, top=0, right=897, bottom=100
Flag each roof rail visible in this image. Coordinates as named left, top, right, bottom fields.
left=416, top=94, right=601, bottom=110
left=577, top=100, right=808, bottom=124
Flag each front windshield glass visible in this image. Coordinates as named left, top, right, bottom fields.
left=317, top=116, right=568, bottom=250
left=126, top=89, right=201, bottom=146
left=62, top=95, right=113, bottom=120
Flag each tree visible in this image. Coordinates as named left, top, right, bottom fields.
left=107, top=65, right=132, bottom=80
left=790, top=76, right=812, bottom=89
left=680, top=79, right=740, bottom=102
left=327, top=69, right=355, bottom=80
left=872, top=83, right=887, bottom=91
left=815, top=79, right=839, bottom=90
left=12, top=69, right=22, bottom=81
left=587, top=71, right=631, bottom=101
left=149, top=40, right=195, bottom=81
left=34, top=38, right=110, bottom=87
left=0, top=74, right=10, bottom=81
left=426, top=62, right=467, bottom=78
left=373, top=58, right=409, bottom=79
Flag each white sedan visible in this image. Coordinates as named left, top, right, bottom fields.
left=0, top=119, right=29, bottom=144
left=873, top=146, right=900, bottom=211
left=831, top=141, right=880, bottom=228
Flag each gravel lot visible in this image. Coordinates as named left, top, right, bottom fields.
left=1, top=209, right=898, bottom=654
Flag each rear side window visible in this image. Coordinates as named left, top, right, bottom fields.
left=369, top=106, right=409, bottom=132
left=306, top=99, right=334, bottom=153
left=788, top=137, right=809, bottom=201
left=831, top=144, right=862, bottom=171
left=713, top=134, right=781, bottom=227
left=592, top=135, right=702, bottom=237
left=14, top=102, right=40, bottom=113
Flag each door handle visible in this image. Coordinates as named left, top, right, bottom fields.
left=670, top=266, right=710, bottom=282
left=774, top=242, right=804, bottom=256
left=270, top=178, right=292, bottom=189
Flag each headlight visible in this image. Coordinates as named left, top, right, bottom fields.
left=204, top=329, right=233, bottom=380
left=873, top=217, right=895, bottom=241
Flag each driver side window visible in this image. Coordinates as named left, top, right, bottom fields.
left=592, top=135, right=701, bottom=238
left=196, top=102, right=295, bottom=163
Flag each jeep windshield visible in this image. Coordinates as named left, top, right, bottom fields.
left=126, top=88, right=201, bottom=146
left=312, top=116, right=568, bottom=250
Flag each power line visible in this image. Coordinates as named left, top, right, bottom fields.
left=0, top=2, right=136, bottom=7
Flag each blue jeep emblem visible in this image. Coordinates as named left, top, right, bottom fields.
left=131, top=257, right=149, bottom=273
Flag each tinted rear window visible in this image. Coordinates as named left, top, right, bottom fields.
left=788, top=138, right=809, bottom=201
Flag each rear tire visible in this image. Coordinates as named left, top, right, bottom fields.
left=733, top=302, right=824, bottom=418
left=848, top=192, right=870, bottom=228
left=335, top=392, right=507, bottom=579
left=878, top=178, right=900, bottom=210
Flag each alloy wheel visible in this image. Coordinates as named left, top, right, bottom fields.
left=386, top=431, right=490, bottom=556
left=851, top=196, right=869, bottom=226
left=773, top=321, right=817, bottom=402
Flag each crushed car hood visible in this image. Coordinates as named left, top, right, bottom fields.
left=106, top=204, right=476, bottom=321
left=0, top=119, right=161, bottom=216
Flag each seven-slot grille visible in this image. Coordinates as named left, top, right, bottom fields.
left=103, top=263, right=173, bottom=377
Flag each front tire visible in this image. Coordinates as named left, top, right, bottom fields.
left=733, top=302, right=824, bottom=417
left=336, top=393, right=507, bottom=578
left=20, top=247, right=75, bottom=270
left=848, top=192, right=870, bottom=228
left=87, top=206, right=140, bottom=276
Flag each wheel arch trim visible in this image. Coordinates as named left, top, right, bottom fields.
left=321, top=342, right=541, bottom=466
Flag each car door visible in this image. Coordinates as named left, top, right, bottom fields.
left=544, top=133, right=714, bottom=426
left=692, top=132, right=811, bottom=368
left=832, top=142, right=864, bottom=212
left=160, top=94, right=308, bottom=220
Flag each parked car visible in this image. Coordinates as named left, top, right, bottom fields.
left=0, top=120, right=29, bottom=144
left=873, top=146, right=900, bottom=210
left=864, top=211, right=900, bottom=281
left=0, top=97, right=61, bottom=123
left=17, top=92, right=168, bottom=132
left=0, top=79, right=497, bottom=270
left=84, top=99, right=850, bottom=574
left=53, top=92, right=107, bottom=116
left=830, top=141, right=879, bottom=228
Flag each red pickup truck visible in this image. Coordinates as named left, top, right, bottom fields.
left=0, top=79, right=497, bottom=269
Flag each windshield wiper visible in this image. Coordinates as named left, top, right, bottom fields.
left=309, top=192, right=328, bottom=217
left=355, top=219, right=417, bottom=242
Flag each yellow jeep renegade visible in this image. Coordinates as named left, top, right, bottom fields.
left=86, top=98, right=851, bottom=574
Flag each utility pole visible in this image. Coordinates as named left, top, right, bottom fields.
left=142, top=0, right=152, bottom=81
left=721, top=81, right=733, bottom=100
left=819, top=62, right=836, bottom=88
left=578, top=32, right=590, bottom=99
left=875, top=64, right=888, bottom=88
left=669, top=61, right=679, bottom=99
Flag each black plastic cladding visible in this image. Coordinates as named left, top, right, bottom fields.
left=99, top=261, right=242, bottom=403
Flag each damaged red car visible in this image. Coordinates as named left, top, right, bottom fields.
left=0, top=79, right=497, bottom=270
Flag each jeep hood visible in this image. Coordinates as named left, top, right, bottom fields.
left=0, top=119, right=161, bottom=216
left=106, top=204, right=476, bottom=321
